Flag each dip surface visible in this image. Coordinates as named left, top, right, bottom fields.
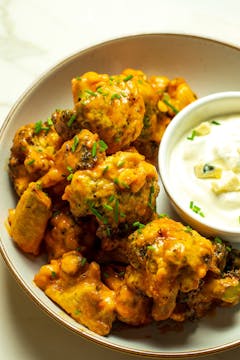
left=170, top=114, right=240, bottom=228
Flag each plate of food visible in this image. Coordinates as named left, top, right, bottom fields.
left=1, top=33, right=240, bottom=358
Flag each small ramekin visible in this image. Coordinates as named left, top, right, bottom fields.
left=159, top=91, right=240, bottom=242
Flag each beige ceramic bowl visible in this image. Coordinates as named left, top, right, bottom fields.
left=1, top=34, right=240, bottom=358
left=159, top=91, right=240, bottom=242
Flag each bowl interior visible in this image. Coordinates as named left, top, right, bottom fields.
left=1, top=34, right=240, bottom=358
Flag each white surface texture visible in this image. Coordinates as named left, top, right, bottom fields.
left=1, top=0, right=240, bottom=359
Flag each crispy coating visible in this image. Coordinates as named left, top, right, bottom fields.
left=51, top=109, right=78, bottom=142
left=45, top=208, right=98, bottom=260
left=8, top=182, right=52, bottom=255
left=9, top=121, right=62, bottom=196
left=103, top=264, right=152, bottom=326
left=127, top=217, right=214, bottom=321
left=40, top=129, right=106, bottom=189
left=71, top=71, right=145, bottom=153
left=122, top=70, right=196, bottom=164
left=62, top=150, right=159, bottom=236
left=34, top=251, right=116, bottom=335
left=172, top=270, right=240, bottom=322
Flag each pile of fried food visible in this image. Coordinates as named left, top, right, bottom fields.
left=8, top=69, right=240, bottom=336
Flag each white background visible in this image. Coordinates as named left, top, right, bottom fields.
left=1, top=0, right=240, bottom=359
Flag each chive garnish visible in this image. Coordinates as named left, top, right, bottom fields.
left=117, top=160, right=125, bottom=168
left=51, top=271, right=57, bottom=279
left=111, top=93, right=121, bottom=101
left=158, top=213, right=169, bottom=218
left=98, top=139, right=108, bottom=152
left=211, top=120, right=221, bottom=125
left=133, top=221, right=145, bottom=232
left=214, top=237, right=222, bottom=244
left=71, top=136, right=79, bottom=152
left=203, top=163, right=215, bottom=173
left=103, top=165, right=109, bottom=174
left=162, top=96, right=179, bottom=114
left=34, top=120, right=50, bottom=134
left=187, top=130, right=197, bottom=141
left=103, top=204, right=113, bottom=211
left=67, top=114, right=77, bottom=127
left=67, top=173, right=73, bottom=181
left=47, top=118, right=53, bottom=126
left=108, top=195, right=115, bottom=203
left=184, top=225, right=192, bottom=233
left=189, top=201, right=205, bottom=217
left=81, top=257, right=87, bottom=266
left=147, top=245, right=155, bottom=251
left=113, top=178, right=119, bottom=185
left=85, top=89, right=97, bottom=96
left=27, top=159, right=35, bottom=165
left=123, top=74, right=133, bottom=82
left=92, top=141, right=97, bottom=157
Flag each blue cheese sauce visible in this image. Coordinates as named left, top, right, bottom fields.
left=170, top=114, right=240, bottom=228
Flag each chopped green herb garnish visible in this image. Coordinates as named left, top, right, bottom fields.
left=148, top=185, right=155, bottom=209
left=103, top=204, right=113, bottom=211
left=71, top=136, right=79, bottom=152
left=67, top=173, right=73, bottom=181
left=211, top=120, right=221, bottom=125
left=203, top=163, right=215, bottom=173
left=76, top=76, right=82, bottom=81
left=113, top=178, right=119, bottom=185
left=67, top=114, right=77, bottom=127
left=147, top=245, right=155, bottom=251
left=133, top=221, right=145, bottom=231
left=189, top=201, right=205, bottom=217
left=214, top=236, right=223, bottom=244
left=108, top=195, right=115, bottom=203
left=88, top=204, right=102, bottom=220
left=98, top=139, right=108, bottom=152
left=226, top=246, right=232, bottom=252
left=120, top=212, right=126, bottom=218
left=85, top=89, right=97, bottom=96
left=118, top=271, right=125, bottom=277
left=81, top=257, right=87, bottom=266
left=106, top=227, right=111, bottom=237
left=52, top=210, right=61, bottom=217
left=103, top=165, right=109, bottom=174
left=184, top=225, right=192, bottom=233
left=162, top=96, right=179, bottom=114
left=123, top=74, right=133, bottom=82
left=111, top=93, right=121, bottom=101
left=51, top=271, right=57, bottom=279
left=117, top=160, right=125, bottom=168
left=158, top=213, right=169, bottom=218
left=187, top=130, right=197, bottom=141
left=92, top=141, right=97, bottom=157
left=34, top=120, right=51, bottom=134
left=103, top=272, right=109, bottom=278
left=74, top=309, right=81, bottom=315
left=27, top=159, right=35, bottom=165
left=47, top=117, right=53, bottom=126
left=67, top=166, right=73, bottom=172
left=121, top=182, right=130, bottom=189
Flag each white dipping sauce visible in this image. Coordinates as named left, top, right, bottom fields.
left=170, top=114, right=240, bottom=228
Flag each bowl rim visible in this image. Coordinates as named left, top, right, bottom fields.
left=159, top=91, right=240, bottom=238
left=1, top=33, right=240, bottom=358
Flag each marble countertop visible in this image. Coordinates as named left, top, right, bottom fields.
left=1, top=0, right=240, bottom=359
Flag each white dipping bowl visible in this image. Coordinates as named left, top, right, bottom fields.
left=159, top=91, right=240, bottom=243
